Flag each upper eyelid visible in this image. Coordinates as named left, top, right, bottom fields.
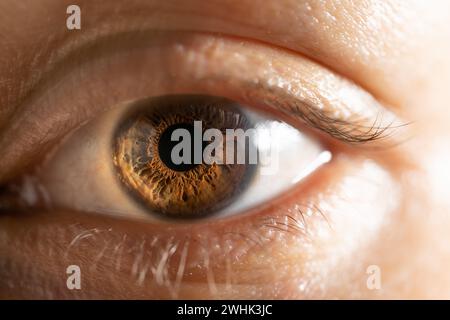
left=0, top=31, right=404, bottom=182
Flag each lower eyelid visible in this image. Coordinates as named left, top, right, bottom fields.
left=0, top=153, right=399, bottom=298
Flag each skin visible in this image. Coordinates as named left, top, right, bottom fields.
left=1, top=0, right=450, bottom=299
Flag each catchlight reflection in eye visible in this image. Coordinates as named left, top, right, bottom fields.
left=32, top=95, right=331, bottom=222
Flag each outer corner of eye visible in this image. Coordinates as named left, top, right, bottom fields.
left=28, top=94, right=332, bottom=222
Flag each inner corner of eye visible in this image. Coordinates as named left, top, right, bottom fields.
left=109, top=94, right=329, bottom=220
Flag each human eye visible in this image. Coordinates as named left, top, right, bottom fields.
left=27, top=93, right=331, bottom=221
left=0, top=9, right=407, bottom=299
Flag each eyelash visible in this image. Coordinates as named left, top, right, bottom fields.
left=61, top=201, right=328, bottom=298
left=242, top=84, right=399, bottom=146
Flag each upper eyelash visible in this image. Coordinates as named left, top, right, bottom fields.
left=297, top=103, right=401, bottom=144
left=242, top=82, right=405, bottom=147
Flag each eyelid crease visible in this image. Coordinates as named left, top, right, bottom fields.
left=0, top=31, right=405, bottom=183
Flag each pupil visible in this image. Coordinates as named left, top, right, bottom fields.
left=158, top=123, right=206, bottom=172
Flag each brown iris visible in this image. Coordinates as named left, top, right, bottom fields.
left=113, top=95, right=256, bottom=219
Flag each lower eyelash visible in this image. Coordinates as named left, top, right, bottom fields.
left=256, top=204, right=329, bottom=238
left=55, top=199, right=329, bottom=298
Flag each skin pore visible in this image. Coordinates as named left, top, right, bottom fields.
left=1, top=0, right=450, bottom=299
